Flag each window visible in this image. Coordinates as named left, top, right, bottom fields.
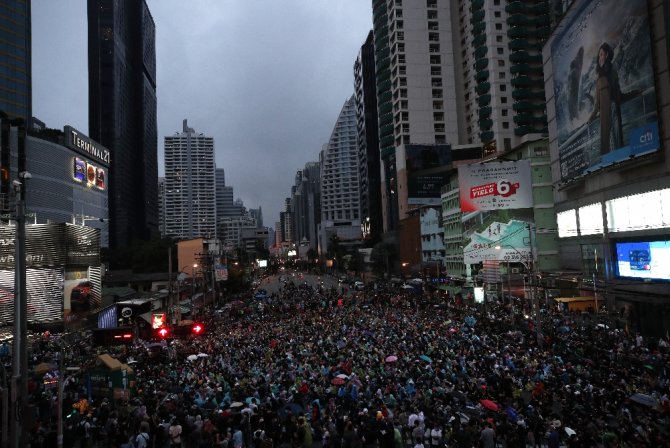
left=499, top=71, right=505, bottom=79
left=494, top=11, right=501, bottom=18
left=497, top=47, right=504, bottom=55
left=496, top=35, right=503, bottom=42
left=495, top=23, right=502, bottom=30
left=502, top=121, right=509, bottom=129
left=500, top=84, right=506, bottom=91
left=501, top=96, right=507, bottom=103
left=498, top=59, right=505, bottom=67
left=502, top=109, right=508, bottom=116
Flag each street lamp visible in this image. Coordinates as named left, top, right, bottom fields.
left=495, top=226, right=542, bottom=349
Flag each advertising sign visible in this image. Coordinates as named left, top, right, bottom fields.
left=406, top=144, right=452, bottom=206
left=152, top=312, right=166, bottom=329
left=463, top=218, right=533, bottom=265
left=458, top=160, right=533, bottom=212
left=615, top=240, right=670, bottom=281
left=215, top=264, right=228, bottom=281
left=550, top=0, right=658, bottom=181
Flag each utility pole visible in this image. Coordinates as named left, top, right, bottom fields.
left=528, top=222, right=542, bottom=349
left=11, top=170, right=30, bottom=448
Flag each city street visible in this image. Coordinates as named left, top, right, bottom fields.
left=19, top=273, right=670, bottom=447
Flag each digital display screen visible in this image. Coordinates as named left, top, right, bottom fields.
left=615, top=240, right=670, bottom=281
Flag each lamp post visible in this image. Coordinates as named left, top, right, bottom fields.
left=495, top=224, right=542, bottom=348
left=11, top=171, right=30, bottom=448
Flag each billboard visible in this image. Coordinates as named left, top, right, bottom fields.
left=463, top=213, right=534, bottom=265
left=550, top=0, right=658, bottom=181
left=458, top=160, right=533, bottom=212
left=615, top=240, right=670, bottom=281
left=406, top=144, right=452, bottom=206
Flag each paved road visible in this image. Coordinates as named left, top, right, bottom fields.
left=254, top=272, right=344, bottom=296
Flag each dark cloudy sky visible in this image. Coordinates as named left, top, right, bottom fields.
left=32, top=1, right=373, bottom=227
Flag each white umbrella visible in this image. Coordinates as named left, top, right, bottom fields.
left=230, top=401, right=244, bottom=408
left=197, top=353, right=209, bottom=358
left=336, top=374, right=349, bottom=379
left=564, top=427, right=577, bottom=437
left=186, top=354, right=198, bottom=362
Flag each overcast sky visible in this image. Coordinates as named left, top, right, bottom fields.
left=32, top=0, right=373, bottom=228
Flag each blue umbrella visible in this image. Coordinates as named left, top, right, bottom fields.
left=557, top=326, right=571, bottom=333
left=420, top=354, right=433, bottom=363
left=464, top=316, right=477, bottom=327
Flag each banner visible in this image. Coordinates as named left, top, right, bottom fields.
left=463, top=219, right=533, bottom=265
left=550, top=0, right=658, bottom=180
left=215, top=264, right=228, bottom=281
left=458, top=160, right=533, bottom=212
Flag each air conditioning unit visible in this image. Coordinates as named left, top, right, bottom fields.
left=511, top=268, right=520, bottom=274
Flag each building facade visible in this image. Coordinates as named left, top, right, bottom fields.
left=0, top=0, right=31, bottom=123
left=26, top=126, right=110, bottom=247
left=291, top=162, right=321, bottom=251
left=163, top=120, right=216, bottom=239
left=318, top=96, right=362, bottom=255
left=354, top=31, right=383, bottom=242
left=87, top=0, right=158, bottom=250
left=544, top=0, right=670, bottom=335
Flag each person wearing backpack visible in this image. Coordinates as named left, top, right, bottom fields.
left=135, top=421, right=151, bottom=448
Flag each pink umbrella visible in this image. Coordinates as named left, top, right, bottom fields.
left=331, top=377, right=346, bottom=385
left=385, top=355, right=398, bottom=363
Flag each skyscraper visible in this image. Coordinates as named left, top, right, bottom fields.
left=0, top=0, right=31, bottom=123
left=354, top=31, right=382, bottom=242
left=163, top=120, right=216, bottom=239
left=291, top=162, right=321, bottom=250
left=88, top=0, right=158, bottom=251
left=318, top=95, right=361, bottom=254
left=372, top=0, right=461, bottom=233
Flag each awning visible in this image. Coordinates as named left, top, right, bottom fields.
left=554, top=297, right=595, bottom=303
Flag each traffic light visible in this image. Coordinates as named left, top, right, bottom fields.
left=157, top=327, right=170, bottom=339
left=191, top=323, right=205, bottom=336
left=92, top=327, right=134, bottom=346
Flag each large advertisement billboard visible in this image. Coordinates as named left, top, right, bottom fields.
left=551, top=0, right=658, bottom=181
left=0, top=268, right=64, bottom=324
left=458, top=160, right=533, bottom=212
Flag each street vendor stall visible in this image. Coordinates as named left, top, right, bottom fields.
left=86, top=353, right=135, bottom=401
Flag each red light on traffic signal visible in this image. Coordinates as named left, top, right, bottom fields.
left=192, top=323, right=204, bottom=335
left=158, top=327, right=169, bottom=338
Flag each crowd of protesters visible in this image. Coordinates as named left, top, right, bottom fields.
left=14, top=273, right=670, bottom=447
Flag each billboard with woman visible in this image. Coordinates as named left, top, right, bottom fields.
left=550, top=0, right=659, bottom=180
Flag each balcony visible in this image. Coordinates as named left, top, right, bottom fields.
left=473, top=21, right=486, bottom=35
left=478, top=106, right=492, bottom=118
left=475, top=69, right=489, bottom=82
left=475, top=82, right=490, bottom=95
left=471, top=0, right=485, bottom=11
left=510, top=51, right=542, bottom=64
left=474, top=45, right=488, bottom=59
left=470, top=10, right=485, bottom=25
left=511, top=76, right=545, bottom=88
left=474, top=57, right=489, bottom=71
left=510, top=63, right=543, bottom=76
left=473, top=33, right=486, bottom=48
left=478, top=118, right=493, bottom=130
left=513, top=101, right=545, bottom=112
left=478, top=94, right=491, bottom=106
left=512, top=88, right=546, bottom=100
left=480, top=130, right=495, bottom=142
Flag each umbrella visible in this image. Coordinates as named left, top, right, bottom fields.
left=279, top=402, right=303, bottom=420
left=557, top=326, right=571, bottom=333
left=629, top=393, right=659, bottom=408
left=331, top=377, right=346, bottom=385
left=230, top=402, right=244, bottom=408
left=419, top=355, right=433, bottom=363
left=186, top=354, right=198, bottom=362
left=34, top=362, right=56, bottom=375
left=464, top=316, right=477, bottom=327
left=336, top=374, right=349, bottom=379
left=197, top=353, right=208, bottom=358
left=385, top=355, right=398, bottom=363
left=565, top=427, right=577, bottom=437
left=245, top=397, right=260, bottom=405
left=480, top=399, right=499, bottom=412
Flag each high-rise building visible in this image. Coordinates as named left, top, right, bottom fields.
left=354, top=31, right=382, bottom=242
left=88, top=0, right=158, bottom=251
left=0, top=0, right=31, bottom=123
left=291, top=162, right=321, bottom=250
left=163, top=119, right=216, bottom=239
left=318, top=95, right=361, bottom=254
left=457, top=0, right=549, bottom=155
left=158, top=176, right=165, bottom=236
left=372, top=0, right=461, bottom=233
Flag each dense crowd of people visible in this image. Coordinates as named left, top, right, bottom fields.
left=16, top=274, right=670, bottom=447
